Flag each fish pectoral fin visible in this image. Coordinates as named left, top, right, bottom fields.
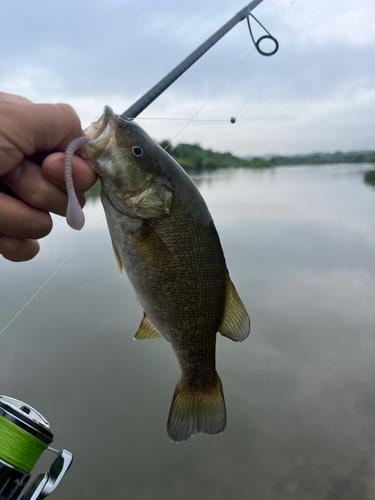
left=218, top=274, right=250, bottom=342
left=134, top=312, right=164, bottom=340
left=111, top=239, right=123, bottom=276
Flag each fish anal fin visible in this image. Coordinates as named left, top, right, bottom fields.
left=167, top=375, right=226, bottom=443
left=134, top=312, right=164, bottom=340
left=111, top=239, right=123, bottom=276
left=219, top=274, right=250, bottom=342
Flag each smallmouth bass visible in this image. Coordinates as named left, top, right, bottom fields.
left=75, top=106, right=250, bottom=442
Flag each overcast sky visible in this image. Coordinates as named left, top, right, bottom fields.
left=1, top=0, right=374, bottom=156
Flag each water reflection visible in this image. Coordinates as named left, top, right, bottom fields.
left=1, top=164, right=375, bottom=499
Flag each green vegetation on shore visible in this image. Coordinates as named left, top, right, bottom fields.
left=364, top=169, right=375, bottom=188
left=158, top=140, right=271, bottom=171
left=163, top=144, right=375, bottom=170
left=269, top=151, right=375, bottom=166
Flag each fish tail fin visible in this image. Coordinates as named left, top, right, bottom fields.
left=167, top=374, right=226, bottom=443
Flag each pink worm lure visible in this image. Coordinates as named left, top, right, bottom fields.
left=64, top=136, right=91, bottom=230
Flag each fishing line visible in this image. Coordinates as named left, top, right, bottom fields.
left=234, top=0, right=322, bottom=119
left=0, top=414, right=48, bottom=473
left=162, top=47, right=258, bottom=150
left=136, top=118, right=229, bottom=122
left=154, top=1, right=295, bottom=148
left=0, top=217, right=105, bottom=337
left=269, top=0, right=295, bottom=26
left=219, top=1, right=296, bottom=120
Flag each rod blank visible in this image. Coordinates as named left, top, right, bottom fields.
left=122, top=0, right=265, bottom=119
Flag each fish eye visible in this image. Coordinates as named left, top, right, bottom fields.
left=131, top=145, right=146, bottom=158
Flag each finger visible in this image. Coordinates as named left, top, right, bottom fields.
left=0, top=192, right=52, bottom=239
left=42, top=153, right=98, bottom=194
left=22, top=103, right=84, bottom=152
left=2, top=159, right=69, bottom=216
left=0, top=92, right=32, bottom=105
left=0, top=235, right=40, bottom=262
left=0, top=102, right=83, bottom=175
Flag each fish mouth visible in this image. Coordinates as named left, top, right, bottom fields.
left=83, top=106, right=119, bottom=163
left=84, top=105, right=115, bottom=140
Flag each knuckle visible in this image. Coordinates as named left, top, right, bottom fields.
left=56, top=103, right=81, bottom=128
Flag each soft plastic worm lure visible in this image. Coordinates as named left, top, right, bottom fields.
left=64, top=136, right=90, bottom=230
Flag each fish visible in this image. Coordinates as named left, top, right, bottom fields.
left=79, top=105, right=250, bottom=442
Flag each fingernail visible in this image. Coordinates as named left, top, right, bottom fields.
left=3, top=163, right=22, bottom=183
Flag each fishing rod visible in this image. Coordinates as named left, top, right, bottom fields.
left=122, top=0, right=273, bottom=119
left=0, top=396, right=72, bottom=500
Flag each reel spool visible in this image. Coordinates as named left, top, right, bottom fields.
left=0, top=396, right=72, bottom=500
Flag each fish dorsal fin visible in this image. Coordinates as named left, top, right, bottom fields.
left=218, top=274, right=250, bottom=342
left=111, top=239, right=123, bottom=276
left=134, top=312, right=164, bottom=340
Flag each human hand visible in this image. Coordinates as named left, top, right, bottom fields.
left=0, top=92, right=97, bottom=262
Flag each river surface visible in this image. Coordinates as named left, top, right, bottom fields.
left=1, top=164, right=375, bottom=500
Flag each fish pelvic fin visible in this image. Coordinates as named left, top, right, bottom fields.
left=134, top=312, right=164, bottom=340
left=167, top=375, right=226, bottom=443
left=218, top=273, right=250, bottom=342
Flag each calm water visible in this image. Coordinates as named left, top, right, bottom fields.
left=1, top=164, right=375, bottom=500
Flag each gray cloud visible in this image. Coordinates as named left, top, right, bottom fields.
left=0, top=0, right=374, bottom=155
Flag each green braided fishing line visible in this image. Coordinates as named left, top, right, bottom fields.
left=0, top=415, right=48, bottom=472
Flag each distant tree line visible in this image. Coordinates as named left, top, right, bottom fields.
left=158, top=140, right=271, bottom=171
left=269, top=151, right=375, bottom=166
left=161, top=143, right=375, bottom=171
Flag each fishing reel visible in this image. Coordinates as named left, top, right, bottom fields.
left=0, top=396, right=73, bottom=500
